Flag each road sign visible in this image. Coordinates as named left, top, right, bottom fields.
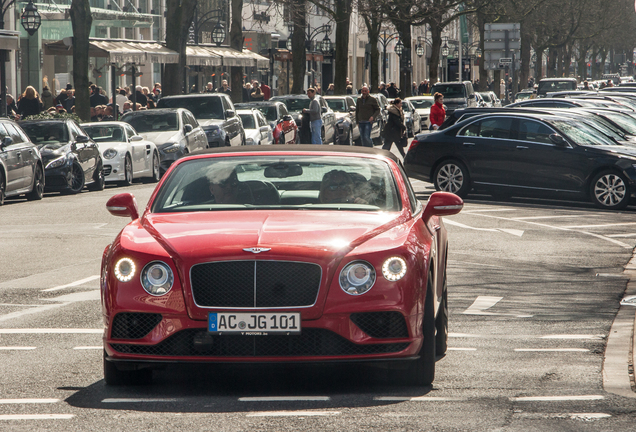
left=499, top=58, right=512, bottom=65
left=484, top=23, right=521, bottom=41
left=484, top=40, right=520, bottom=51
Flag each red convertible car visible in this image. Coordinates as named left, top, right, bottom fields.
left=101, top=145, right=463, bottom=386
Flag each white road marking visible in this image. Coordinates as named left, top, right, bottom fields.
left=41, top=275, right=100, bottom=292
left=0, top=414, right=74, bottom=420
left=0, top=303, right=45, bottom=307
left=510, top=395, right=604, bottom=402
left=102, top=398, right=180, bottom=403
left=448, top=347, right=477, bottom=351
left=596, top=273, right=627, bottom=278
left=448, top=260, right=501, bottom=268
left=0, top=303, right=71, bottom=324
left=0, top=346, right=37, bottom=350
left=0, top=399, right=59, bottom=404
left=463, top=296, right=503, bottom=315
left=511, top=215, right=586, bottom=220
left=461, top=208, right=516, bottom=213
left=514, top=348, right=589, bottom=352
left=374, top=396, right=462, bottom=401
left=562, top=222, right=636, bottom=229
left=43, top=290, right=100, bottom=303
left=0, top=328, right=102, bottom=334
left=540, top=335, right=604, bottom=340
left=497, top=228, right=524, bottom=237
left=607, top=233, right=636, bottom=238
left=246, top=411, right=340, bottom=417
left=444, top=220, right=524, bottom=237
left=73, top=346, right=102, bottom=350
left=516, top=412, right=611, bottom=420
left=449, top=333, right=480, bottom=338
left=239, top=396, right=330, bottom=402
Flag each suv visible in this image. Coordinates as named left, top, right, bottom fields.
left=270, top=94, right=336, bottom=144
left=429, top=81, right=477, bottom=115
left=157, top=93, right=244, bottom=147
left=323, top=95, right=359, bottom=145
left=234, top=101, right=298, bottom=144
left=536, top=78, right=578, bottom=98
left=0, top=119, right=45, bottom=204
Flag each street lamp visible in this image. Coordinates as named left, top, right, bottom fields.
left=20, top=1, right=41, bottom=36
left=379, top=30, right=400, bottom=85
left=212, top=22, right=225, bottom=46
left=441, top=39, right=449, bottom=82
left=416, top=43, right=425, bottom=58
left=395, top=40, right=404, bottom=57
left=320, top=35, right=332, bottom=53
left=286, top=37, right=293, bottom=50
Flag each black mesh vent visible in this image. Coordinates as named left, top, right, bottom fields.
left=111, top=328, right=409, bottom=357
left=103, top=165, right=112, bottom=176
left=350, top=312, right=409, bottom=339
left=111, top=313, right=163, bottom=339
left=190, top=261, right=321, bottom=308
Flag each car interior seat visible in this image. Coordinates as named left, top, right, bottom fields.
left=243, top=180, right=280, bottom=205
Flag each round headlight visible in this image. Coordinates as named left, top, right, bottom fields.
left=339, top=261, right=376, bottom=295
left=103, top=148, right=118, bottom=159
left=141, top=261, right=174, bottom=296
left=382, top=257, right=407, bottom=281
left=114, top=258, right=136, bottom=282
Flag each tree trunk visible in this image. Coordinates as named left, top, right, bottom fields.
left=535, top=48, right=543, bottom=79
left=333, top=0, right=351, bottom=95
left=230, top=0, right=243, bottom=104
left=547, top=48, right=557, bottom=78
left=428, top=22, right=442, bottom=84
left=291, top=0, right=306, bottom=94
left=69, top=0, right=92, bottom=121
left=164, top=0, right=197, bottom=96
left=395, top=21, right=412, bottom=97
left=477, top=13, right=487, bottom=91
left=556, top=47, right=563, bottom=77
left=590, top=49, right=599, bottom=79
left=518, top=23, right=531, bottom=93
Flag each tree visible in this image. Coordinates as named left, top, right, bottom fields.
left=230, top=0, right=244, bottom=103
left=290, top=0, right=307, bottom=94
left=164, top=0, right=197, bottom=96
left=69, top=0, right=93, bottom=121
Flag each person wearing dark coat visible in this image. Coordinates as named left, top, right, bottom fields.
left=90, top=86, right=108, bottom=107
left=63, top=90, right=75, bottom=113
left=17, top=86, right=43, bottom=118
left=381, top=98, right=406, bottom=157
left=135, top=86, right=147, bottom=107
left=41, top=86, right=54, bottom=110
left=242, top=83, right=251, bottom=102
left=387, top=82, right=399, bottom=98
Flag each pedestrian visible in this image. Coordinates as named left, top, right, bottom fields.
left=243, top=83, right=251, bottom=102
left=63, top=89, right=75, bottom=113
left=41, top=86, right=54, bottom=110
left=387, top=82, right=398, bottom=98
left=355, top=86, right=380, bottom=148
left=153, top=83, right=162, bottom=99
left=302, top=88, right=322, bottom=144
left=216, top=79, right=232, bottom=96
left=147, top=100, right=156, bottom=109
left=142, top=87, right=153, bottom=103
left=102, top=105, right=115, bottom=121
left=54, top=89, right=67, bottom=107
left=346, top=85, right=353, bottom=95
left=204, top=82, right=215, bottom=93
left=583, top=80, right=590, bottom=90
left=90, top=85, right=108, bottom=107
left=418, top=81, right=426, bottom=95
left=6, top=94, right=16, bottom=118
left=250, top=83, right=264, bottom=101
left=326, top=83, right=334, bottom=95
left=429, top=92, right=446, bottom=131
left=382, top=98, right=407, bottom=157
left=17, top=86, right=42, bottom=118
left=135, top=85, right=147, bottom=107
left=379, top=82, right=389, bottom=98
left=412, top=81, right=418, bottom=96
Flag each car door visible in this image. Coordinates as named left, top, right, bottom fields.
left=4, top=122, right=34, bottom=189
left=13, top=123, right=40, bottom=189
left=0, top=123, right=26, bottom=191
left=72, top=122, right=97, bottom=176
left=256, top=111, right=273, bottom=145
left=319, top=97, right=335, bottom=142
left=188, top=112, right=207, bottom=151
left=455, top=116, right=519, bottom=187
left=223, top=97, right=242, bottom=146
left=124, top=124, right=148, bottom=173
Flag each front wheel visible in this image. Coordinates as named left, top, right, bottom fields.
left=26, top=164, right=44, bottom=201
left=0, top=172, right=5, bottom=206
left=590, top=171, right=630, bottom=210
left=433, top=160, right=471, bottom=198
left=88, top=162, right=105, bottom=191
left=63, top=162, right=85, bottom=194
left=149, top=152, right=160, bottom=182
left=120, top=154, right=133, bottom=186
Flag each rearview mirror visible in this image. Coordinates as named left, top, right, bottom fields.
left=422, top=192, right=463, bottom=225
left=0, top=136, right=12, bottom=148
left=225, top=109, right=235, bottom=118
left=321, top=106, right=328, bottom=113
left=264, top=163, right=303, bottom=178
left=549, top=134, right=567, bottom=146
left=129, top=135, right=143, bottom=142
left=184, top=124, right=193, bottom=133
left=106, top=193, right=140, bottom=220
left=76, top=135, right=90, bottom=143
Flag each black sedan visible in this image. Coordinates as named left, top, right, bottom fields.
left=270, top=94, right=337, bottom=144
left=0, top=119, right=44, bottom=205
left=20, top=119, right=104, bottom=194
left=405, top=112, right=636, bottom=209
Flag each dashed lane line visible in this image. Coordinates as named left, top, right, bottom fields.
left=0, top=399, right=59, bottom=404
left=510, top=395, right=604, bottom=402
left=0, top=329, right=102, bottom=334
left=41, top=275, right=100, bottom=292
left=0, top=347, right=37, bottom=350
left=239, top=397, right=330, bottom=402
left=448, top=347, right=477, bottom=351
left=73, top=346, right=102, bottom=350
left=562, top=222, right=636, bottom=229
left=462, top=296, right=503, bottom=315
left=102, top=398, right=182, bottom=403
left=514, top=348, right=589, bottom=352
left=0, top=303, right=72, bottom=324
left=540, top=335, right=604, bottom=340
left=374, top=396, right=462, bottom=401
left=444, top=219, right=524, bottom=237
left=511, top=215, right=588, bottom=220
left=246, top=411, right=340, bottom=417
left=515, top=413, right=611, bottom=420
left=0, top=414, right=74, bottom=420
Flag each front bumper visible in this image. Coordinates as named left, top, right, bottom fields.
left=43, top=165, right=73, bottom=192
left=157, top=149, right=183, bottom=174
left=103, top=157, right=125, bottom=182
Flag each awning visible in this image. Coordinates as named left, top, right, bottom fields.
left=204, top=46, right=269, bottom=68
left=0, top=30, right=20, bottom=51
left=186, top=46, right=222, bottom=66
left=44, top=38, right=179, bottom=64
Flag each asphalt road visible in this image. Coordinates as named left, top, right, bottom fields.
left=1, top=174, right=636, bottom=431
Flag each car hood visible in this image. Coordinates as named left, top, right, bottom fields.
left=581, top=144, right=636, bottom=158
left=244, top=129, right=260, bottom=140
left=414, top=108, right=430, bottom=115
left=38, top=143, right=70, bottom=160
left=334, top=112, right=350, bottom=121
left=443, top=98, right=468, bottom=106
left=139, top=131, right=181, bottom=144
left=197, top=119, right=224, bottom=128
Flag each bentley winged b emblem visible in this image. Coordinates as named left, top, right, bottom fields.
left=243, top=247, right=271, bottom=254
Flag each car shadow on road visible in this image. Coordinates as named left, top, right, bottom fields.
left=64, top=362, right=437, bottom=413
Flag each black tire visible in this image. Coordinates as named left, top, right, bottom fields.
left=119, top=154, right=133, bottom=186
left=225, top=139, right=230, bottom=147
left=433, top=160, right=471, bottom=198
left=399, top=273, right=436, bottom=386
left=321, top=127, right=326, bottom=144
left=242, top=134, right=246, bottom=146
left=0, top=171, right=5, bottom=206
left=347, top=128, right=354, bottom=146
left=88, top=162, right=105, bottom=191
left=26, top=164, right=44, bottom=201
left=63, top=162, right=85, bottom=194
left=589, top=170, right=630, bottom=210
left=150, top=152, right=160, bottom=182
left=103, top=352, right=153, bottom=386
left=435, top=275, right=448, bottom=356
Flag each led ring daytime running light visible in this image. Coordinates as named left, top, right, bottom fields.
left=114, top=258, right=136, bottom=282
left=382, top=257, right=407, bottom=281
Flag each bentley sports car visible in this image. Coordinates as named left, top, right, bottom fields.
left=101, top=146, right=462, bottom=386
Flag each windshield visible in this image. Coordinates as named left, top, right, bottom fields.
left=256, top=106, right=279, bottom=121
left=122, top=112, right=179, bottom=133
left=20, top=122, right=69, bottom=145
left=409, top=99, right=433, bottom=109
left=430, top=84, right=466, bottom=99
left=273, top=98, right=310, bottom=112
left=238, top=114, right=256, bottom=129
left=538, top=80, right=577, bottom=95
left=479, top=93, right=492, bottom=102
left=401, top=102, right=412, bottom=112
left=83, top=125, right=126, bottom=142
left=326, top=99, right=348, bottom=112
left=151, top=156, right=400, bottom=213
left=601, top=112, right=636, bottom=135
left=157, top=97, right=224, bottom=119
left=551, top=119, right=616, bottom=146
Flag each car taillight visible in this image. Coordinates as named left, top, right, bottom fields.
left=409, top=139, right=421, bottom=152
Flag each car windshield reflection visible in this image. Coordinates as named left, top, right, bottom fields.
left=122, top=112, right=179, bottom=133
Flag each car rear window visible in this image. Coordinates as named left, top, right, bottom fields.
left=157, top=97, right=225, bottom=119
left=122, top=112, right=179, bottom=133
left=538, top=80, right=577, bottom=95
left=20, top=122, right=69, bottom=145
left=430, top=84, right=466, bottom=99
left=238, top=114, right=256, bottom=129
left=409, top=99, right=433, bottom=109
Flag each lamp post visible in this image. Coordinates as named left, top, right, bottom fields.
left=378, top=30, right=400, bottom=85
left=286, top=22, right=332, bottom=89
left=19, top=0, right=41, bottom=114
left=188, top=6, right=227, bottom=92
left=441, top=38, right=449, bottom=82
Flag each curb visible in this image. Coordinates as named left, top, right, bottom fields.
left=603, top=253, right=636, bottom=398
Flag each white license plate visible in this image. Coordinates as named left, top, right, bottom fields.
left=208, top=312, right=301, bottom=335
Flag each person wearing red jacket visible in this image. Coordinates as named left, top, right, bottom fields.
left=429, top=92, right=446, bottom=130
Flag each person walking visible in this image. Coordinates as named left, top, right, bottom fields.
left=250, top=83, right=265, bottom=101
left=303, top=88, right=322, bottom=144
left=17, top=86, right=42, bottom=118
left=355, top=86, right=380, bottom=148
left=382, top=98, right=407, bottom=157
left=429, top=92, right=446, bottom=131
left=41, top=86, right=54, bottom=110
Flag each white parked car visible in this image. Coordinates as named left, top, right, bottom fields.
left=83, top=121, right=160, bottom=185
left=405, top=96, right=434, bottom=130
left=121, top=108, right=208, bottom=175
left=237, top=109, right=274, bottom=145
left=478, top=91, right=502, bottom=107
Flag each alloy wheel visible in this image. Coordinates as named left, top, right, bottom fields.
left=124, top=155, right=133, bottom=185
left=594, top=174, right=626, bottom=207
left=69, top=163, right=84, bottom=193
left=436, top=163, right=464, bottom=193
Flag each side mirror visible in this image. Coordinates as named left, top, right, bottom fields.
left=468, top=94, right=475, bottom=99
left=106, top=193, right=140, bottom=221
left=225, top=109, right=235, bottom=118
left=422, top=192, right=463, bottom=225
left=70, top=142, right=77, bottom=152
left=0, top=136, right=12, bottom=148
left=129, top=135, right=143, bottom=142
left=549, top=134, right=567, bottom=146
left=282, top=115, right=292, bottom=122
left=184, top=124, right=193, bottom=133
left=321, top=106, right=328, bottom=113
left=76, top=135, right=90, bottom=143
